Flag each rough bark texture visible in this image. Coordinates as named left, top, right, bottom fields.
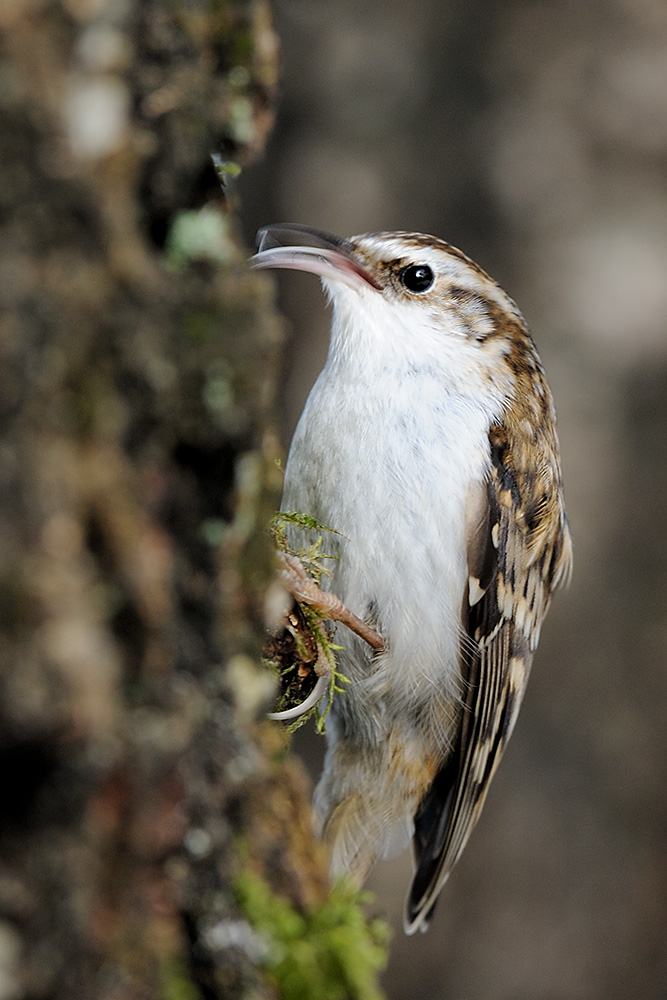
left=0, top=2, right=360, bottom=997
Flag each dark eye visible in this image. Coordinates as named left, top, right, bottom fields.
left=400, top=264, right=434, bottom=293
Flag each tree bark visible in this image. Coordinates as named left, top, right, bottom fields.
left=0, top=2, right=385, bottom=997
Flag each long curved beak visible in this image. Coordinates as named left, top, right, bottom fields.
left=250, top=223, right=380, bottom=291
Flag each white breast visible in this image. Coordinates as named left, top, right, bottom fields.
left=282, top=350, right=495, bottom=734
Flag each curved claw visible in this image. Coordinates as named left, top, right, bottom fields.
left=267, top=672, right=330, bottom=721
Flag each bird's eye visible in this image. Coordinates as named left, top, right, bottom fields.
left=400, top=264, right=434, bottom=293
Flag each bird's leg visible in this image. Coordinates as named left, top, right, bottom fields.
left=277, top=551, right=386, bottom=653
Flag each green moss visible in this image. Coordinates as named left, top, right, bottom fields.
left=159, top=955, right=205, bottom=1000
left=272, top=511, right=340, bottom=585
left=235, top=873, right=389, bottom=1000
left=164, top=207, right=235, bottom=270
left=268, top=512, right=348, bottom=733
left=211, top=152, right=242, bottom=190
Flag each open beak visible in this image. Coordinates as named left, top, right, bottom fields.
left=250, top=223, right=380, bottom=291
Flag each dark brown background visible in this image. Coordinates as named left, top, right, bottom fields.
left=240, top=2, right=667, bottom=998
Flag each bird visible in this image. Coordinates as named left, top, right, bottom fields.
left=251, top=223, right=572, bottom=934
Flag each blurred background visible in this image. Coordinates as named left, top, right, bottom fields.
left=240, top=1, right=667, bottom=998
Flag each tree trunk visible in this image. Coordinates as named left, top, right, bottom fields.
left=0, top=2, right=386, bottom=997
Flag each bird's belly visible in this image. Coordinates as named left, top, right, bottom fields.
left=282, top=377, right=491, bottom=740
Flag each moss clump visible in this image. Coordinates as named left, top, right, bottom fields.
left=235, top=873, right=389, bottom=1000
left=159, top=956, right=205, bottom=1000
left=266, top=513, right=349, bottom=733
left=164, top=207, right=236, bottom=270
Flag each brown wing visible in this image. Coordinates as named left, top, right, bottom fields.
left=404, top=420, right=572, bottom=935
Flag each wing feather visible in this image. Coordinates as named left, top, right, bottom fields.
left=405, top=418, right=572, bottom=934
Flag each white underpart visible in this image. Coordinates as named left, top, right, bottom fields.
left=281, top=274, right=508, bottom=872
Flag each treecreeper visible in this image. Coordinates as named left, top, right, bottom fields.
left=252, top=224, right=572, bottom=934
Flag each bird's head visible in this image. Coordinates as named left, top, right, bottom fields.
left=251, top=223, right=534, bottom=396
